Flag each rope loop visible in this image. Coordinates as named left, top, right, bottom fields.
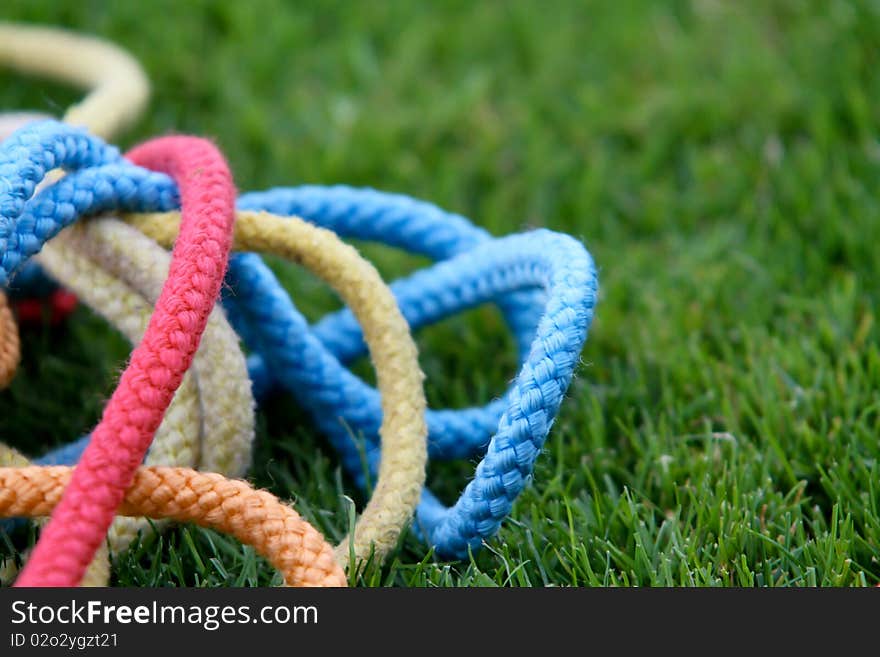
left=153, top=188, right=599, bottom=558
left=1, top=120, right=598, bottom=561
left=0, top=120, right=429, bottom=582
left=204, top=207, right=598, bottom=558
left=3, top=121, right=237, bottom=587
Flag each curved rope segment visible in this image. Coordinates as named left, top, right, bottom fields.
left=0, top=291, right=19, bottom=388
left=131, top=212, right=597, bottom=559
left=0, top=121, right=429, bottom=576
left=4, top=122, right=236, bottom=587
left=0, top=466, right=346, bottom=587
left=0, top=22, right=149, bottom=139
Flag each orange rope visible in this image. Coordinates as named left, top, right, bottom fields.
left=0, top=291, right=20, bottom=389
left=0, top=466, right=347, bottom=587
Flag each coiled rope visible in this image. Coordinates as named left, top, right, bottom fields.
left=0, top=120, right=428, bottom=583
left=1, top=22, right=598, bottom=573
left=5, top=123, right=598, bottom=560
left=5, top=127, right=237, bottom=587
left=136, top=207, right=598, bottom=558
left=14, top=158, right=598, bottom=560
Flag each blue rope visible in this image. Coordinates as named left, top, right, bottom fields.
left=1, top=120, right=599, bottom=559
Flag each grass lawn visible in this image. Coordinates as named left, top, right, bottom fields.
left=1, top=0, right=879, bottom=586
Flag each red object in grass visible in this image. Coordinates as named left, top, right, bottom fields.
left=13, top=290, right=78, bottom=325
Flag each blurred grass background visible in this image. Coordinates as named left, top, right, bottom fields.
left=1, top=0, right=879, bottom=586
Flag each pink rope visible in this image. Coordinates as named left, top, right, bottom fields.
left=15, top=136, right=236, bottom=587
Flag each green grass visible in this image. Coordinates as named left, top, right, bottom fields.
left=1, top=0, right=880, bottom=586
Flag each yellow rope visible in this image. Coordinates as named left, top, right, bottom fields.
left=127, top=210, right=428, bottom=567
left=1, top=210, right=429, bottom=578
left=0, top=22, right=428, bottom=582
left=0, top=25, right=243, bottom=585
left=0, top=22, right=149, bottom=139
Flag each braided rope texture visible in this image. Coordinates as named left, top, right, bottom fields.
left=36, top=220, right=256, bottom=548
left=129, top=210, right=428, bottom=567
left=0, top=443, right=113, bottom=588
left=3, top=124, right=236, bottom=587
left=0, top=466, right=346, bottom=587
left=0, top=114, right=248, bottom=584
left=5, top=125, right=598, bottom=560
left=0, top=20, right=149, bottom=309
left=0, top=112, right=66, bottom=309
left=3, top=115, right=597, bottom=568
left=135, top=190, right=598, bottom=559
left=0, top=42, right=254, bottom=562
left=0, top=291, right=19, bottom=388
left=0, top=121, right=428, bottom=576
left=41, top=220, right=256, bottom=479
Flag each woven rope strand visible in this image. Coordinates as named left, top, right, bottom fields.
left=35, top=226, right=255, bottom=546
left=8, top=131, right=596, bottom=560
left=0, top=121, right=428, bottom=576
left=0, top=466, right=346, bottom=587
left=0, top=37, right=255, bottom=521
left=12, top=131, right=236, bottom=587
left=39, top=221, right=256, bottom=479
left=135, top=211, right=598, bottom=558
left=0, top=292, right=19, bottom=388
left=0, top=119, right=253, bottom=578
left=128, top=210, right=428, bottom=566
left=1, top=115, right=595, bottom=556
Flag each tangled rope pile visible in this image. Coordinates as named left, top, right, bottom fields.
left=5, top=126, right=239, bottom=587
left=134, top=201, right=597, bottom=558
left=0, top=23, right=598, bottom=586
left=0, top=119, right=431, bottom=585
left=0, top=121, right=429, bottom=586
